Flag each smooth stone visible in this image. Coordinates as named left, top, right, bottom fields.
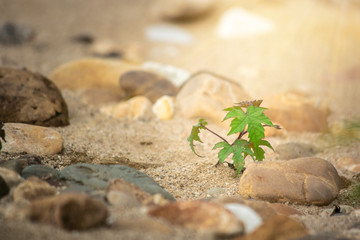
left=175, top=72, right=250, bottom=124
left=0, top=155, right=41, bottom=174
left=275, top=142, right=317, bottom=160
left=142, top=61, right=190, bottom=87
left=1, top=123, right=63, bottom=155
left=216, top=7, right=274, bottom=39
left=0, top=167, right=23, bottom=189
left=224, top=203, right=262, bottom=234
left=155, top=0, right=215, bottom=20
left=119, top=70, right=178, bottom=103
left=106, top=191, right=141, bottom=208
left=28, top=193, right=108, bottom=230
left=239, top=157, right=341, bottom=205
left=0, top=67, right=69, bottom=126
left=235, top=215, right=307, bottom=240
left=12, top=176, right=56, bottom=203
left=100, top=96, right=154, bottom=121
left=148, top=200, right=244, bottom=236
left=0, top=175, right=10, bottom=198
left=106, top=178, right=151, bottom=204
left=263, top=91, right=329, bottom=132
left=152, top=95, right=175, bottom=120
left=49, top=58, right=139, bottom=89
left=21, top=165, right=60, bottom=180
left=59, top=163, right=174, bottom=201
left=145, top=24, right=193, bottom=45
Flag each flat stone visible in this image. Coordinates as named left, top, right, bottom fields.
left=275, top=142, right=318, bottom=160
left=0, top=67, right=69, bottom=126
left=1, top=123, right=63, bottom=155
left=175, top=72, right=250, bottom=124
left=239, top=157, right=341, bottom=205
left=28, top=193, right=108, bottom=230
left=119, top=70, right=178, bottom=103
left=21, top=165, right=60, bottom=180
left=49, top=58, right=139, bottom=89
left=12, top=176, right=56, bottom=203
left=59, top=163, right=174, bottom=201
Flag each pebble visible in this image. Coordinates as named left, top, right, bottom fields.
left=0, top=167, right=24, bottom=189
left=106, top=191, right=141, bottom=208
left=21, top=165, right=60, bottom=181
left=106, top=178, right=151, bottom=204
left=1, top=123, right=63, bottom=155
left=175, top=72, right=250, bottom=124
left=12, top=177, right=56, bottom=203
left=119, top=70, right=178, bottom=103
left=239, top=157, right=341, bottom=205
left=216, top=7, right=274, bottom=39
left=145, top=24, right=194, bottom=45
left=148, top=200, right=244, bottom=236
left=152, top=95, right=175, bottom=120
left=100, top=96, right=154, bottom=121
left=0, top=67, right=69, bottom=126
left=28, top=193, right=108, bottom=230
left=49, top=58, right=140, bottom=89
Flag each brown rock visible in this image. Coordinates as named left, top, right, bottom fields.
left=0, top=67, right=69, bottom=127
left=155, top=0, right=215, bottom=20
left=49, top=58, right=139, bottom=89
left=263, top=91, right=328, bottom=132
left=119, top=70, right=178, bottom=103
left=148, top=200, right=244, bottom=236
left=1, top=123, right=63, bottom=155
left=100, top=96, right=154, bottom=121
left=239, top=157, right=341, bottom=205
left=28, top=193, right=108, bottom=230
left=234, top=215, right=307, bottom=240
left=12, top=176, right=56, bottom=203
left=175, top=72, right=250, bottom=124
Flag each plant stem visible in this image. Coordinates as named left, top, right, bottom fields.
left=201, top=124, right=229, bottom=144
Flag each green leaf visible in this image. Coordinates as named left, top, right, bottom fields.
left=187, top=119, right=207, bottom=157
left=213, top=139, right=254, bottom=173
left=250, top=140, right=274, bottom=161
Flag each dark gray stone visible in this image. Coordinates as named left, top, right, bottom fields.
left=21, top=164, right=60, bottom=180
left=0, top=175, right=10, bottom=198
left=59, top=163, right=174, bottom=200
left=0, top=155, right=41, bottom=174
left=275, top=142, right=317, bottom=160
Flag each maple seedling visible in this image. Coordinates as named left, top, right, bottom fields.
left=187, top=100, right=280, bottom=176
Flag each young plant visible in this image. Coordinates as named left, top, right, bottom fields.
left=187, top=100, right=280, bottom=176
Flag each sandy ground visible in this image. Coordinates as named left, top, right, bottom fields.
left=1, top=0, right=360, bottom=239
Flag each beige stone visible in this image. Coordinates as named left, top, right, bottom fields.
left=175, top=72, right=250, bottom=124
left=0, top=167, right=23, bottom=189
left=1, top=123, right=63, bottom=155
left=12, top=177, right=56, bottom=203
left=49, top=58, right=139, bottom=89
left=100, top=96, right=153, bottom=121
left=239, top=157, right=341, bottom=205
left=152, top=95, right=175, bottom=120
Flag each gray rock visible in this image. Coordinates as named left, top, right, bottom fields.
left=0, top=155, right=41, bottom=174
left=275, top=142, right=317, bottom=160
left=0, top=67, right=69, bottom=127
left=59, top=163, right=174, bottom=200
left=21, top=165, right=60, bottom=180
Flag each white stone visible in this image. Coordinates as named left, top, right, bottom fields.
left=152, top=95, right=175, bottom=120
left=224, top=203, right=263, bottom=234
left=145, top=24, right=194, bottom=45
left=216, top=7, right=274, bottom=39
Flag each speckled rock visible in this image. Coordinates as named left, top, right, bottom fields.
left=0, top=67, right=69, bottom=126
left=263, top=91, right=329, bottom=132
left=100, top=96, right=154, bottom=121
left=49, top=58, right=139, bottom=89
left=148, top=200, right=244, bottom=236
left=12, top=177, right=56, bottom=203
left=119, top=70, right=178, bottom=103
left=28, top=193, right=108, bottom=230
left=0, top=123, right=63, bottom=155
left=175, top=72, right=250, bottom=124
left=239, top=157, right=341, bottom=205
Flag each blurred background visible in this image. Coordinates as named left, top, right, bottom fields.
left=1, top=0, right=359, bottom=123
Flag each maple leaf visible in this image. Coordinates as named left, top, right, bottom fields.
left=213, top=139, right=254, bottom=174
left=250, top=140, right=274, bottom=161
left=187, top=119, right=207, bottom=157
